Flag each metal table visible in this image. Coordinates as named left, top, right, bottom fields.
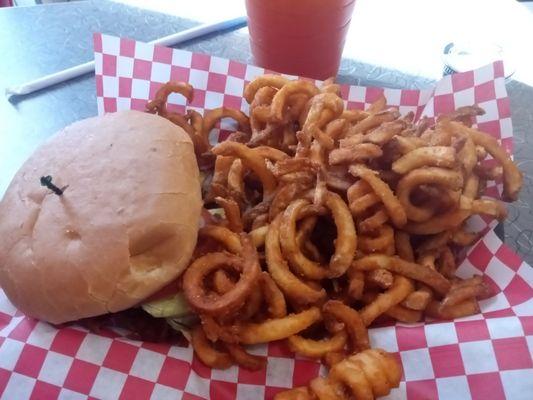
left=1, top=0, right=532, bottom=263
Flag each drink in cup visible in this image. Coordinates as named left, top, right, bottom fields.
left=245, top=0, right=356, bottom=79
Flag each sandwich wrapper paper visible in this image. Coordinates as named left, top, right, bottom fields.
left=0, top=33, right=532, bottom=400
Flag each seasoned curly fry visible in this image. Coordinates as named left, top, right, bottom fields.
left=206, top=155, right=234, bottom=202
left=360, top=276, right=414, bottom=326
left=323, top=300, right=370, bottom=352
left=330, top=142, right=383, bottom=165
left=254, top=146, right=290, bottom=162
left=226, top=159, right=245, bottom=204
left=404, top=209, right=471, bottom=235
left=347, top=268, right=365, bottom=300
left=249, top=225, right=268, bottom=248
left=426, top=298, right=480, bottom=319
left=392, top=146, right=457, bottom=174
left=201, top=107, right=250, bottom=150
left=199, top=225, right=242, bottom=254
left=191, top=326, right=232, bottom=369
left=214, top=197, right=243, bottom=233
left=266, top=215, right=326, bottom=305
left=366, top=268, right=394, bottom=289
left=363, top=120, right=406, bottom=146
left=270, top=80, right=320, bottom=122
left=238, top=307, right=321, bottom=344
left=402, top=289, right=432, bottom=311
left=296, top=216, right=325, bottom=263
left=212, top=141, right=278, bottom=199
left=269, top=182, right=308, bottom=220
left=449, top=121, right=523, bottom=200
left=225, top=342, right=266, bottom=370
left=350, top=164, right=407, bottom=228
left=183, top=235, right=261, bottom=316
left=396, top=167, right=463, bottom=222
left=440, top=276, right=490, bottom=308
left=352, top=255, right=451, bottom=296
left=145, top=81, right=193, bottom=115
left=280, top=192, right=356, bottom=279
left=359, top=225, right=395, bottom=255
left=348, top=108, right=401, bottom=136
left=244, top=74, right=289, bottom=103
left=260, top=272, right=287, bottom=318
left=287, top=329, right=348, bottom=358
left=394, top=231, right=414, bottom=262
left=212, top=270, right=236, bottom=295
left=303, top=93, right=344, bottom=149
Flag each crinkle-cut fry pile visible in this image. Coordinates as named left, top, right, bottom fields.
left=146, top=76, right=523, bottom=399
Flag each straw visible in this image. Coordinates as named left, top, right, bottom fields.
left=5, top=16, right=247, bottom=97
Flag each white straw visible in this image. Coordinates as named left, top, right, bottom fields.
left=5, top=16, right=247, bottom=97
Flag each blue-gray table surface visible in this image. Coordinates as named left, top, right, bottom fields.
left=1, top=0, right=532, bottom=263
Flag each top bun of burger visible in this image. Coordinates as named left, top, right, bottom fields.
left=0, top=110, right=202, bottom=324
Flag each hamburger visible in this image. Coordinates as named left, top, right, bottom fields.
left=0, top=110, right=202, bottom=327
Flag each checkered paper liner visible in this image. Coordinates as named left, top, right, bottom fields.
left=1, top=34, right=532, bottom=400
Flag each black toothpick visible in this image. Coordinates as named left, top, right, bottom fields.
left=40, top=175, right=66, bottom=196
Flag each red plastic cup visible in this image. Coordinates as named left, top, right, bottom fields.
left=245, top=0, right=356, bottom=80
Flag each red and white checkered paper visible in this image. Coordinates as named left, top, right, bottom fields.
left=1, top=33, right=532, bottom=400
